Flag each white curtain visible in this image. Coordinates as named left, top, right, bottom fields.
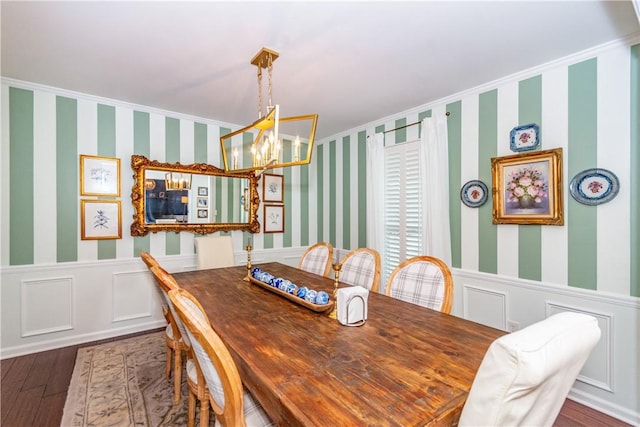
left=366, top=133, right=385, bottom=258
left=420, top=116, right=452, bottom=266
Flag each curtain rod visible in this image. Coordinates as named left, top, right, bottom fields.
left=383, top=112, right=450, bottom=134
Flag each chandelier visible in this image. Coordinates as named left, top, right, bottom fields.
left=220, top=47, right=318, bottom=174
left=165, top=172, right=191, bottom=191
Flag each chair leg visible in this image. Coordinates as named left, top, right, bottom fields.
left=199, top=394, right=210, bottom=427
left=173, top=348, right=182, bottom=404
left=165, top=345, right=172, bottom=379
left=187, top=389, right=196, bottom=427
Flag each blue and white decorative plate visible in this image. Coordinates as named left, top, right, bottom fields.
left=510, top=123, right=540, bottom=152
left=569, top=168, right=619, bottom=205
left=460, top=180, right=489, bottom=208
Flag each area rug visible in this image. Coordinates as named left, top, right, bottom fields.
left=61, top=331, right=202, bottom=427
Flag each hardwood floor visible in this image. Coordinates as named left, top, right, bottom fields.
left=0, top=329, right=632, bottom=427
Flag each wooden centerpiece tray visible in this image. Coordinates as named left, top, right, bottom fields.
left=249, top=277, right=334, bottom=313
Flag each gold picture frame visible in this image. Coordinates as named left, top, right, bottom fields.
left=263, top=173, right=284, bottom=203
left=491, top=148, right=563, bottom=225
left=264, top=204, right=284, bottom=233
left=80, top=154, right=121, bottom=196
left=81, top=200, right=122, bottom=240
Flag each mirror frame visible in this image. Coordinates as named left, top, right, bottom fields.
left=130, top=155, right=261, bottom=236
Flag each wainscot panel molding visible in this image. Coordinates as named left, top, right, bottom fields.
left=452, top=268, right=639, bottom=426
left=462, top=285, right=507, bottom=330
left=0, top=247, right=308, bottom=359
left=547, top=303, right=613, bottom=392
left=21, top=277, right=73, bottom=337
left=112, top=270, right=154, bottom=322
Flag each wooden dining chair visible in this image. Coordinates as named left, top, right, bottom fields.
left=384, top=255, right=453, bottom=314
left=152, top=267, right=209, bottom=427
left=298, top=242, right=334, bottom=277
left=149, top=266, right=188, bottom=405
left=194, top=234, right=235, bottom=270
left=140, top=251, right=160, bottom=269
left=140, top=252, right=185, bottom=404
left=459, top=312, right=601, bottom=427
left=169, top=288, right=274, bottom=427
left=339, top=248, right=381, bottom=293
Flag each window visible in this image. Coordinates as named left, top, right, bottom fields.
left=383, top=140, right=422, bottom=281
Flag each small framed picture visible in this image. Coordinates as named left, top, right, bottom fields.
left=263, top=173, right=284, bottom=203
left=264, top=204, right=284, bottom=233
left=509, top=123, right=540, bottom=152
left=80, top=154, right=121, bottom=196
left=198, top=187, right=208, bottom=196
left=197, top=209, right=208, bottom=219
left=492, top=148, right=563, bottom=225
left=197, top=197, right=208, bottom=208
left=81, top=200, right=122, bottom=240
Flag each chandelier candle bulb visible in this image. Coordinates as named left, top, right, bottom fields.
left=294, top=137, right=300, bottom=162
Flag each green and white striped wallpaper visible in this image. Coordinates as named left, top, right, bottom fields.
left=2, top=40, right=638, bottom=297
left=310, top=40, right=639, bottom=297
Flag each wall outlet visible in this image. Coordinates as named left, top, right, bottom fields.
left=507, top=320, right=520, bottom=332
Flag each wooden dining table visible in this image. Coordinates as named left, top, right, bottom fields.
left=173, top=262, right=504, bottom=427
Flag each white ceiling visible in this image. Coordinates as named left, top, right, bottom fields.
left=2, top=1, right=638, bottom=139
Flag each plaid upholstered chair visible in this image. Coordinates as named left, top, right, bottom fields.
left=298, top=242, right=334, bottom=277
left=339, top=248, right=381, bottom=293
left=384, top=256, right=453, bottom=313
left=169, top=288, right=275, bottom=427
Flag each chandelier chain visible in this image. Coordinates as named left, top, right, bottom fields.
left=267, top=54, right=273, bottom=109
left=257, top=66, right=263, bottom=119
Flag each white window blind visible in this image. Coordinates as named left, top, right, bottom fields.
left=383, top=140, right=422, bottom=282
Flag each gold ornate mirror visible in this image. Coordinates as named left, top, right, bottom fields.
left=130, top=155, right=260, bottom=236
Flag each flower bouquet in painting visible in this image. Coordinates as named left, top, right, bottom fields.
left=505, top=164, right=549, bottom=212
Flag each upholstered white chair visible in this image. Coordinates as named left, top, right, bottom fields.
left=385, top=255, right=453, bottom=313
left=194, top=234, right=235, bottom=270
left=298, top=242, right=334, bottom=277
left=169, top=288, right=274, bottom=427
left=339, top=248, right=381, bottom=293
left=459, top=312, right=601, bottom=427
left=149, top=265, right=187, bottom=405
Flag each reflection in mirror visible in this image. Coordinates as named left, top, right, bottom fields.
left=130, top=155, right=260, bottom=236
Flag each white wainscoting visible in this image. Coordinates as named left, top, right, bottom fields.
left=452, top=268, right=639, bottom=426
left=0, top=246, right=307, bottom=360
left=21, top=276, right=73, bottom=337
left=462, top=285, right=507, bottom=330
left=112, top=270, right=154, bottom=322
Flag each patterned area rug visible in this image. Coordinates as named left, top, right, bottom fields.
left=61, top=331, right=201, bottom=427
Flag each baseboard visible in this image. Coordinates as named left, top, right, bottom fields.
left=0, top=319, right=166, bottom=360
left=568, top=388, right=639, bottom=426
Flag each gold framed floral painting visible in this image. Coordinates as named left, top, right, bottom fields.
left=491, top=148, right=563, bottom=225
